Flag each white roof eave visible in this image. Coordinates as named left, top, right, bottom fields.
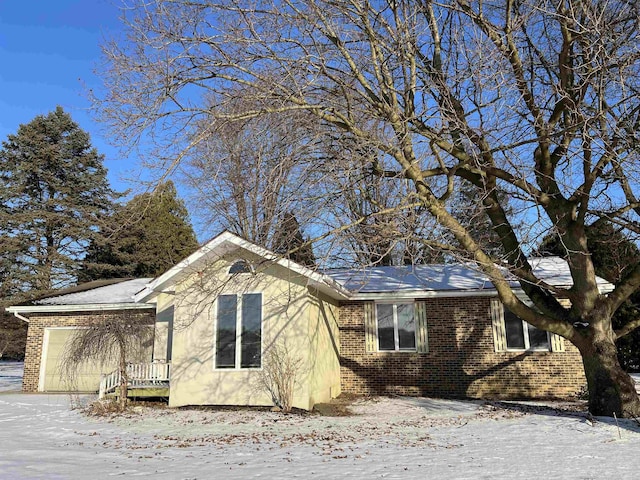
left=133, top=286, right=156, bottom=303
left=307, top=277, right=352, bottom=301
left=137, top=231, right=352, bottom=302
left=135, top=232, right=253, bottom=300
left=349, top=289, right=499, bottom=300
left=136, top=242, right=618, bottom=303
left=6, top=303, right=155, bottom=316
left=347, top=281, right=613, bottom=301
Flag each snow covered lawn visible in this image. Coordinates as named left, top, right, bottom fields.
left=0, top=361, right=24, bottom=392
left=2, top=362, right=640, bottom=479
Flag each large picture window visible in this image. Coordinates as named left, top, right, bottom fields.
left=376, top=303, right=416, bottom=351
left=503, top=307, right=550, bottom=351
left=215, top=293, right=262, bottom=368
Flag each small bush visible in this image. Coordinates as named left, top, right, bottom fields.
left=259, top=340, right=303, bottom=413
left=82, top=399, right=130, bottom=416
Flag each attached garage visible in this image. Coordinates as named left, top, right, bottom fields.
left=39, top=327, right=114, bottom=392
left=6, top=278, right=156, bottom=393
left=38, top=326, right=154, bottom=392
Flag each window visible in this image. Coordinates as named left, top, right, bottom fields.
left=229, top=260, right=252, bottom=274
left=215, top=293, right=262, bottom=368
left=503, top=306, right=550, bottom=351
left=376, top=303, right=416, bottom=351
left=491, top=298, right=563, bottom=353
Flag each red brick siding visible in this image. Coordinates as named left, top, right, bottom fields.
left=22, top=309, right=155, bottom=392
left=339, top=298, right=586, bottom=399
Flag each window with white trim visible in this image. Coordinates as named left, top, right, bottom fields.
left=215, top=293, right=262, bottom=368
left=376, top=302, right=416, bottom=351
left=503, top=306, right=550, bottom=351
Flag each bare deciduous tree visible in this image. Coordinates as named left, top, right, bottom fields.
left=95, top=0, right=640, bottom=417
left=179, top=98, right=320, bottom=245
left=62, top=313, right=154, bottom=410
left=317, top=135, right=431, bottom=266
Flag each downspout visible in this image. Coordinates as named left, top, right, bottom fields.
left=11, top=311, right=30, bottom=323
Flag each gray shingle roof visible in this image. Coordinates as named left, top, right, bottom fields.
left=325, top=257, right=614, bottom=294
left=34, top=278, right=153, bottom=305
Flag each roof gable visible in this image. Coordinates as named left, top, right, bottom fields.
left=134, top=231, right=351, bottom=302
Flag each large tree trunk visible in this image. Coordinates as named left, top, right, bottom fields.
left=576, top=331, right=640, bottom=417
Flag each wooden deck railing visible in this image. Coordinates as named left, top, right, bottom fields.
left=99, top=362, right=170, bottom=399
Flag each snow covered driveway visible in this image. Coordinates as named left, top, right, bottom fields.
left=1, top=362, right=640, bottom=479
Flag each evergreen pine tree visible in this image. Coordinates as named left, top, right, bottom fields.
left=0, top=106, right=116, bottom=295
left=80, top=180, right=199, bottom=280
left=272, top=212, right=316, bottom=267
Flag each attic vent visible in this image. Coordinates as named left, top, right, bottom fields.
left=229, top=260, right=252, bottom=275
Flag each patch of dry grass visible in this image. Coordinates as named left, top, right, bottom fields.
left=312, top=393, right=365, bottom=416
left=81, top=398, right=169, bottom=417
left=82, top=399, right=130, bottom=417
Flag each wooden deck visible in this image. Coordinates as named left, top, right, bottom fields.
left=99, top=362, right=170, bottom=399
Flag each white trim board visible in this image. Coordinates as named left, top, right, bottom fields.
left=7, top=303, right=154, bottom=317
left=135, top=231, right=351, bottom=303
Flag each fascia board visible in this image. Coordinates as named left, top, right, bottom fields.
left=218, top=235, right=352, bottom=298
left=307, top=277, right=352, bottom=301
left=134, top=286, right=156, bottom=303
left=598, top=283, right=615, bottom=294
left=349, top=289, right=500, bottom=301
left=350, top=284, right=613, bottom=301
left=5, top=303, right=155, bottom=314
left=137, top=231, right=352, bottom=302
left=139, top=232, right=263, bottom=298
left=139, top=233, right=233, bottom=296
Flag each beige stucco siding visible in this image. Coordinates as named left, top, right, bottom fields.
left=306, top=291, right=341, bottom=408
left=153, top=293, right=175, bottom=362
left=168, top=251, right=341, bottom=410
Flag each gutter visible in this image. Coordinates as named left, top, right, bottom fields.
left=306, top=276, right=352, bottom=301
left=349, top=289, right=501, bottom=301
left=5, top=303, right=155, bottom=316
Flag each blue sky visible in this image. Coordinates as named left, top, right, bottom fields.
left=0, top=0, right=136, bottom=193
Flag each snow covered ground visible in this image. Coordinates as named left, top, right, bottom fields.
left=2, top=362, right=640, bottom=479
left=0, top=361, right=23, bottom=392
